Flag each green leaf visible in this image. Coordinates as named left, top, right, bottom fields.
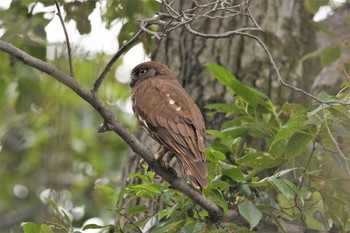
left=222, top=167, right=246, bottom=181
left=206, top=130, right=227, bottom=141
left=238, top=200, right=262, bottom=230
left=128, top=205, right=149, bottom=216
left=45, top=198, right=60, bottom=214
left=221, top=125, right=250, bottom=139
left=208, top=188, right=228, bottom=213
left=118, top=21, right=139, bottom=47
left=206, top=63, right=259, bottom=107
left=182, top=221, right=206, bottom=233
left=270, top=178, right=297, bottom=200
left=22, top=222, right=40, bottom=233
left=236, top=152, right=284, bottom=169
left=83, top=224, right=109, bottom=230
left=96, top=185, right=115, bottom=199
left=64, top=1, right=93, bottom=34
left=285, top=130, right=315, bottom=159
left=61, top=209, right=72, bottom=224
left=269, top=108, right=308, bottom=150
left=157, top=203, right=179, bottom=219
left=39, top=224, right=54, bottom=233
left=328, top=106, right=350, bottom=128
left=152, top=220, right=185, bottom=233
left=205, top=147, right=226, bottom=161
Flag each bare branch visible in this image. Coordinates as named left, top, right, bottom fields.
left=54, top=0, right=74, bottom=78
left=92, top=29, right=144, bottom=94
left=185, top=24, right=263, bottom=38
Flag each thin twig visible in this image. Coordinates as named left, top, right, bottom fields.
left=297, top=141, right=317, bottom=191
left=120, top=213, right=142, bottom=233
left=91, top=29, right=144, bottom=93
left=54, top=0, right=74, bottom=78
left=322, top=105, right=350, bottom=161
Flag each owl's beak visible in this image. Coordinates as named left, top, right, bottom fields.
left=130, top=75, right=136, bottom=88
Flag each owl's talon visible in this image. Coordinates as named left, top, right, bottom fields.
left=139, top=158, right=145, bottom=168
left=160, top=152, right=175, bottom=169
left=160, top=160, right=169, bottom=169
left=153, top=172, right=160, bottom=179
left=154, top=145, right=166, bottom=160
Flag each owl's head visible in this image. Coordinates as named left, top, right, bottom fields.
left=130, top=61, right=173, bottom=87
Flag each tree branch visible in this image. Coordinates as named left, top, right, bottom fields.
left=0, top=39, right=248, bottom=225
left=91, top=29, right=144, bottom=94
left=54, top=0, right=74, bottom=78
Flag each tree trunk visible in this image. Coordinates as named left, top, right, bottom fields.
left=120, top=0, right=323, bottom=226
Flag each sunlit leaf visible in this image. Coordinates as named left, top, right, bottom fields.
left=22, top=222, right=40, bottom=233
left=39, top=224, right=54, bottom=233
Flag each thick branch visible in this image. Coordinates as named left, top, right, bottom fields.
left=0, top=39, right=241, bottom=224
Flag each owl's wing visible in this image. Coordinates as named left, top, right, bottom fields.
left=132, top=78, right=208, bottom=189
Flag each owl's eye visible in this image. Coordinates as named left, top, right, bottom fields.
left=139, top=69, right=147, bottom=75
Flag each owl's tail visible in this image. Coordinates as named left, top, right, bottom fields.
left=183, top=157, right=208, bottom=189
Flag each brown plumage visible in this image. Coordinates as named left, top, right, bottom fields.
left=130, top=61, right=208, bottom=189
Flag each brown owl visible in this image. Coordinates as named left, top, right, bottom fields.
left=130, top=61, right=208, bottom=189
